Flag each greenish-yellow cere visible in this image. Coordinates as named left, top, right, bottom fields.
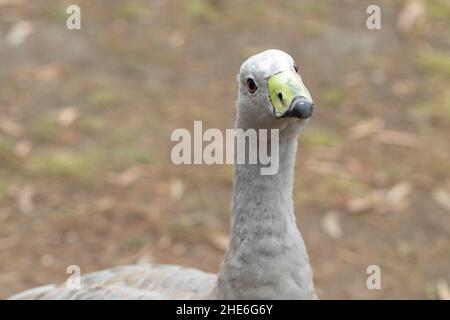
left=268, top=71, right=312, bottom=118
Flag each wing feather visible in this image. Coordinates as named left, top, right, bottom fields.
left=9, top=263, right=216, bottom=300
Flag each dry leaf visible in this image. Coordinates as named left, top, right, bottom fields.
left=432, top=189, right=450, bottom=212
left=347, top=192, right=384, bottom=214
left=0, top=113, right=23, bottom=137
left=205, top=232, right=229, bottom=251
left=58, top=106, right=80, bottom=127
left=385, top=182, right=412, bottom=212
left=343, top=71, right=365, bottom=88
left=5, top=20, right=33, bottom=47
left=321, top=211, right=343, bottom=240
left=110, top=167, right=142, bottom=187
left=306, top=160, right=345, bottom=176
left=374, top=130, right=425, bottom=148
left=14, top=140, right=32, bottom=158
left=17, top=185, right=35, bottom=215
left=337, top=248, right=360, bottom=264
left=169, top=30, right=186, bottom=48
left=397, top=0, right=425, bottom=33
left=392, top=80, right=417, bottom=97
left=348, top=118, right=385, bottom=140
left=436, top=280, right=450, bottom=300
left=170, top=178, right=185, bottom=200
left=347, top=183, right=412, bottom=215
left=156, top=236, right=172, bottom=250
left=94, top=197, right=116, bottom=213
left=35, top=64, right=61, bottom=81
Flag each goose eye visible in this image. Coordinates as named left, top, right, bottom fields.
left=294, top=64, right=299, bottom=73
left=246, top=78, right=257, bottom=93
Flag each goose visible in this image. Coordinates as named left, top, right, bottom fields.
left=9, top=49, right=317, bottom=300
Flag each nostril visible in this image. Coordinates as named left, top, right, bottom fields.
left=278, top=92, right=283, bottom=102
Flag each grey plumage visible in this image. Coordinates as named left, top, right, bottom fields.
left=9, top=49, right=316, bottom=300
left=9, top=264, right=216, bottom=300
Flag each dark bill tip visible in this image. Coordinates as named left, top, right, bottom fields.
left=282, top=96, right=314, bottom=119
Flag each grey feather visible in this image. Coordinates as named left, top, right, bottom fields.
left=9, top=264, right=216, bottom=300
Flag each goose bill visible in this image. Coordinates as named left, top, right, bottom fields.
left=267, top=70, right=314, bottom=119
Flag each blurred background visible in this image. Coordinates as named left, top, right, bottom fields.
left=0, top=0, right=449, bottom=299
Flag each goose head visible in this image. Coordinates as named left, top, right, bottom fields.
left=236, top=49, right=314, bottom=131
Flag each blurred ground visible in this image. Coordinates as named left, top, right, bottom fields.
left=0, top=0, right=449, bottom=299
